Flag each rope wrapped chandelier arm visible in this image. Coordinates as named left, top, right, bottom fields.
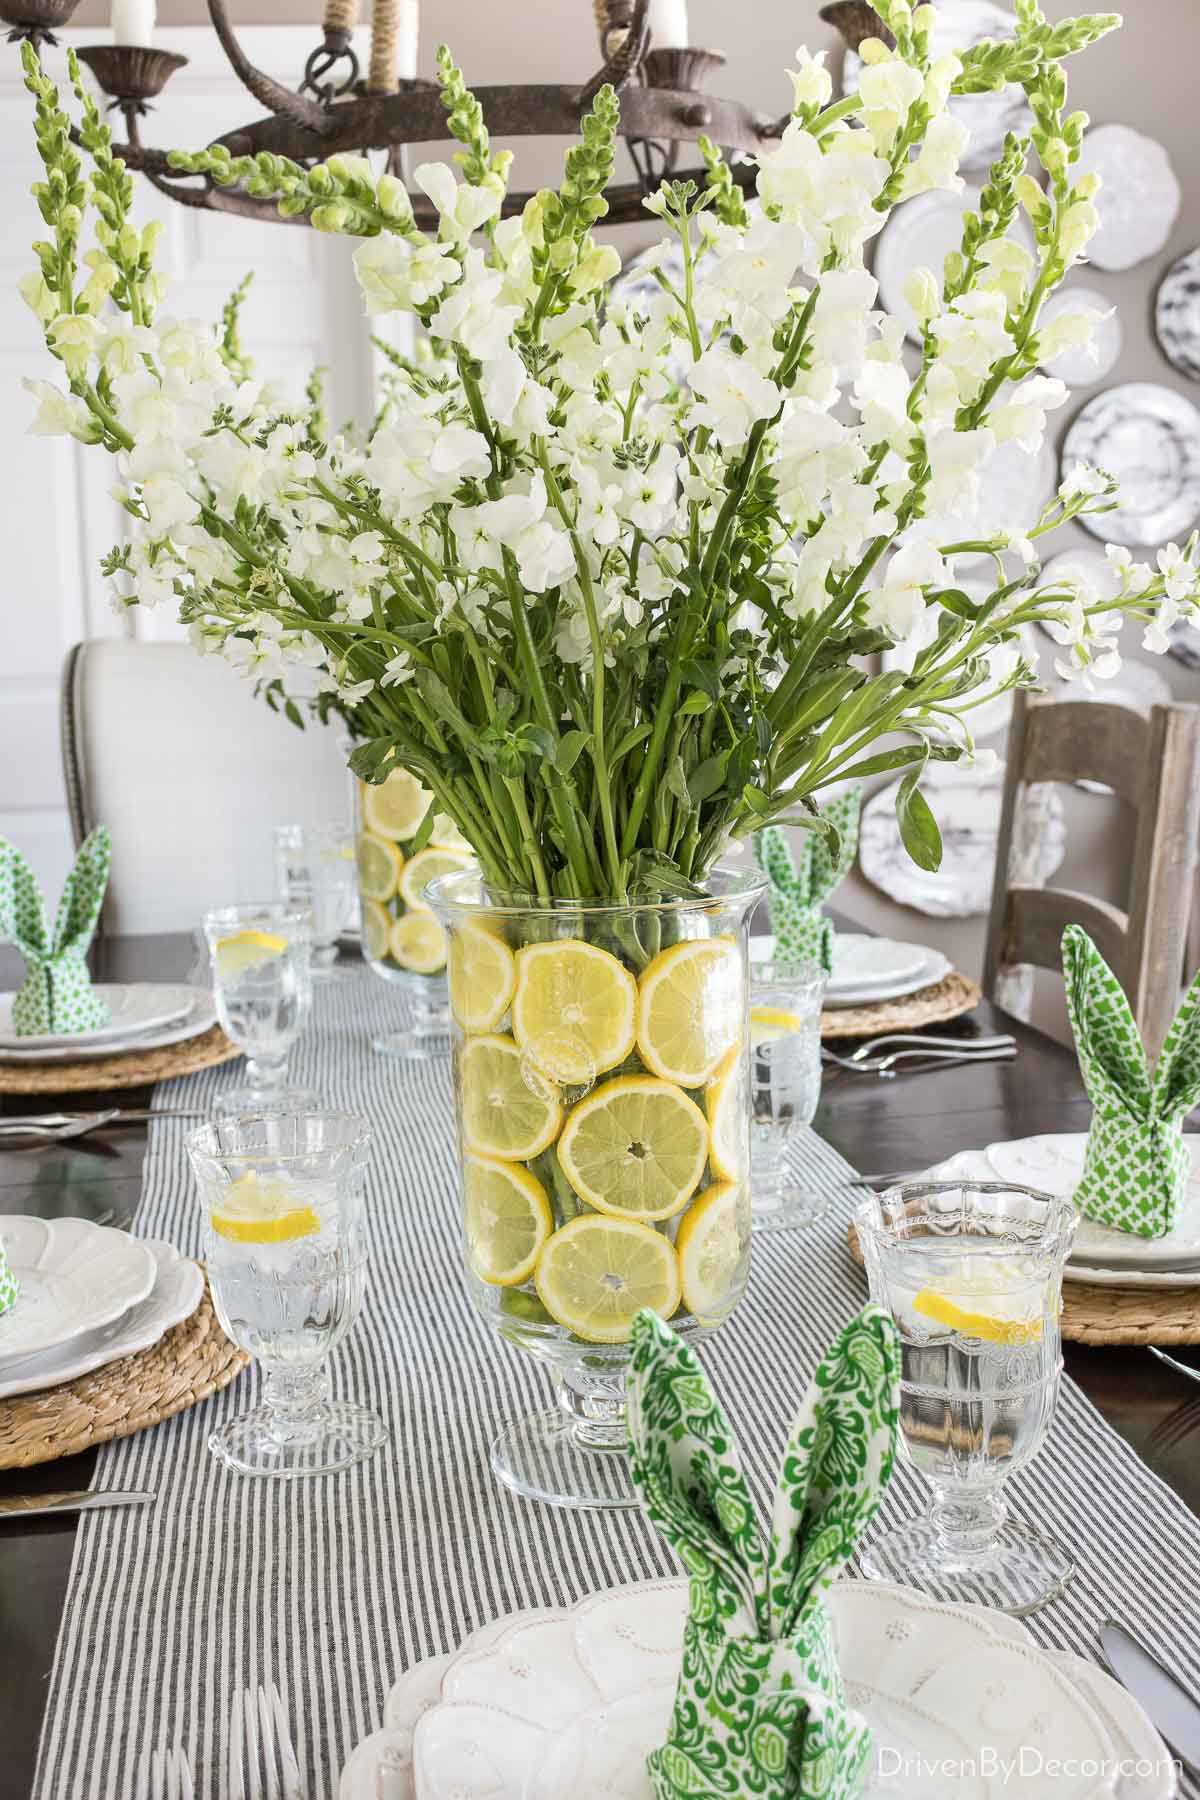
left=0, top=0, right=883, bottom=226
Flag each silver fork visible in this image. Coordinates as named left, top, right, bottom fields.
left=842, top=1032, right=1016, bottom=1064
left=0, top=1108, right=207, bottom=1143
left=230, top=1682, right=304, bottom=1800
left=822, top=1045, right=1018, bottom=1079
left=134, top=1743, right=194, bottom=1800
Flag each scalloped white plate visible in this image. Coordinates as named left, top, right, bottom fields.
left=0, top=983, right=198, bottom=1052
left=338, top=1579, right=1174, bottom=1800
left=0, top=1239, right=203, bottom=1399
left=0, top=1217, right=157, bottom=1361
left=0, top=991, right=216, bottom=1063
left=983, top=1134, right=1200, bottom=1269
left=1073, top=125, right=1181, bottom=273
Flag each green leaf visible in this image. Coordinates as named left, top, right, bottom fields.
left=687, top=751, right=730, bottom=805
left=665, top=755, right=691, bottom=807
left=555, top=729, right=591, bottom=774
left=680, top=658, right=722, bottom=701
left=896, top=767, right=943, bottom=872
left=678, top=690, right=711, bottom=718
left=741, top=783, right=772, bottom=816
left=408, top=804, right=436, bottom=854
left=348, top=737, right=399, bottom=781
left=933, top=587, right=982, bottom=621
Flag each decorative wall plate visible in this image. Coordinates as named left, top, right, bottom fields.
left=859, top=759, right=1066, bottom=919
left=338, top=1577, right=1172, bottom=1800
left=875, top=186, right=1036, bottom=344
left=843, top=0, right=1032, bottom=172
left=0, top=1217, right=157, bottom=1362
left=0, top=981, right=195, bottom=1051
left=1157, top=247, right=1200, bottom=382
left=1072, top=124, right=1181, bottom=272
left=1038, top=285, right=1122, bottom=387
left=1062, top=383, right=1200, bottom=547
left=953, top=436, right=1057, bottom=563
left=0, top=1240, right=204, bottom=1400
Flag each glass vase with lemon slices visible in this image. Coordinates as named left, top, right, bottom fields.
left=353, top=767, right=473, bottom=1059
left=203, top=905, right=318, bottom=1115
left=428, top=867, right=764, bottom=1509
left=186, top=1111, right=387, bottom=1477
left=855, top=1180, right=1078, bottom=1615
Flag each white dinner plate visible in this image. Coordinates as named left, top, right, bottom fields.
left=824, top=953, right=952, bottom=1009
left=0, top=1217, right=157, bottom=1363
left=828, top=935, right=933, bottom=994
left=983, top=1133, right=1200, bottom=1270
left=1072, top=124, right=1181, bottom=273
left=0, top=1239, right=203, bottom=1399
left=0, top=982, right=196, bottom=1051
left=338, top=1578, right=1173, bottom=1800
left=0, top=990, right=216, bottom=1063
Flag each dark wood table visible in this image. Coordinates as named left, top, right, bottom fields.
left=2, top=932, right=1198, bottom=1800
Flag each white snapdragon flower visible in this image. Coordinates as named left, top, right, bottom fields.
left=695, top=216, right=808, bottom=335
left=353, top=232, right=460, bottom=314
left=775, top=400, right=866, bottom=522
left=902, top=266, right=940, bottom=327
left=866, top=538, right=948, bottom=642
left=924, top=426, right=995, bottom=520
left=1157, top=542, right=1196, bottom=602
left=413, top=163, right=502, bottom=244
left=779, top=549, right=833, bottom=620
left=977, top=238, right=1036, bottom=312
left=48, top=312, right=103, bottom=378
left=809, top=478, right=896, bottom=567
left=17, top=271, right=56, bottom=324
left=930, top=291, right=1015, bottom=395
left=513, top=519, right=576, bottom=592
left=429, top=250, right=521, bottom=362
left=23, top=378, right=95, bottom=440
left=1059, top=461, right=1109, bottom=504
left=987, top=375, right=1068, bottom=455
left=1059, top=196, right=1101, bottom=267
left=1037, top=302, right=1111, bottom=367
left=367, top=417, right=490, bottom=521
left=809, top=267, right=878, bottom=375
left=689, top=347, right=780, bottom=446
left=899, top=112, right=970, bottom=199
left=196, top=431, right=270, bottom=505
left=922, top=52, right=963, bottom=114
left=483, top=349, right=556, bottom=443
left=141, top=471, right=197, bottom=535
left=757, top=121, right=887, bottom=267
left=853, top=359, right=915, bottom=454
left=113, top=368, right=212, bottom=447
left=544, top=303, right=604, bottom=389
left=788, top=45, right=832, bottom=110
left=856, top=53, right=925, bottom=151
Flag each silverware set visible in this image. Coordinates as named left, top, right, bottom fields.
left=0, top=1107, right=208, bottom=1144
left=133, top=1684, right=304, bottom=1798
left=821, top=1032, right=1018, bottom=1079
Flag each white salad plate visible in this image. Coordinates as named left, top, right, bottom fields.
left=338, top=1578, right=1174, bottom=1800
left=753, top=934, right=950, bottom=1005
left=0, top=982, right=196, bottom=1051
left=0, top=1239, right=203, bottom=1399
left=0, top=990, right=216, bottom=1063
left=1072, top=124, right=1181, bottom=273
left=874, top=186, right=1036, bottom=344
left=0, top=1217, right=157, bottom=1362
left=823, top=953, right=953, bottom=1008
left=843, top=0, right=1032, bottom=173
left=1038, top=286, right=1122, bottom=387
left=1063, top=383, right=1200, bottom=548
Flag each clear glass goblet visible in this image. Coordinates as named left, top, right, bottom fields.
left=748, top=958, right=827, bottom=1232
left=855, top=1179, right=1078, bottom=1615
left=203, top=903, right=319, bottom=1115
left=187, top=1110, right=388, bottom=1477
left=274, top=822, right=357, bottom=978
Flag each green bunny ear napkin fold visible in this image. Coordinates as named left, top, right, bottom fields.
left=627, top=1303, right=901, bottom=1800
left=1062, top=924, right=1200, bottom=1239
left=0, top=1240, right=18, bottom=1317
left=0, top=828, right=111, bottom=1036
left=753, top=792, right=861, bottom=978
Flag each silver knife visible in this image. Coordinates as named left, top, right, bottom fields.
left=1100, top=1621, right=1200, bottom=1773
left=0, top=1489, right=154, bottom=1520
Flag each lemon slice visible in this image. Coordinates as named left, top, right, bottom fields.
left=389, top=911, right=449, bottom=973
left=429, top=812, right=472, bottom=854
left=362, top=768, right=432, bottom=842
left=210, top=1174, right=320, bottom=1245
left=356, top=831, right=403, bottom=902
left=914, top=1288, right=1044, bottom=1345
left=557, top=1075, right=709, bottom=1222
left=534, top=1214, right=681, bottom=1343
left=676, top=1181, right=749, bottom=1323
left=362, top=897, right=392, bottom=964
left=213, top=929, right=287, bottom=982
left=449, top=924, right=516, bottom=1033
left=636, top=937, right=743, bottom=1086
left=705, top=1046, right=745, bottom=1182
left=400, top=846, right=472, bottom=913
left=750, top=1005, right=806, bottom=1046
left=512, top=940, right=637, bottom=1084
left=463, top=1152, right=553, bottom=1286
left=461, top=1033, right=564, bottom=1160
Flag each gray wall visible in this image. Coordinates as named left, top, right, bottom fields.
left=67, top=0, right=1200, bottom=1026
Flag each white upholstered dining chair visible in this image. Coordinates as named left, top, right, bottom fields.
left=60, top=640, right=352, bottom=935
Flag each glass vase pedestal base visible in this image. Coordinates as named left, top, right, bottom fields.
left=209, top=1398, right=389, bottom=1479
left=213, top=1082, right=321, bottom=1117
left=490, top=1409, right=639, bottom=1510
left=751, top=1185, right=831, bottom=1234
left=372, top=1025, right=451, bottom=1061
left=860, top=1513, right=1076, bottom=1616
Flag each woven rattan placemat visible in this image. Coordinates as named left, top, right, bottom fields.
left=0, top=1024, right=240, bottom=1096
left=821, top=969, right=982, bottom=1040
left=0, top=1276, right=249, bottom=1469
left=846, top=1223, right=1200, bottom=1345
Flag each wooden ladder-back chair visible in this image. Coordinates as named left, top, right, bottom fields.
left=983, top=689, right=1200, bottom=1062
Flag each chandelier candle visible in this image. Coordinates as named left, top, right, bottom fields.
left=647, top=0, right=688, bottom=48
left=109, top=0, right=154, bottom=45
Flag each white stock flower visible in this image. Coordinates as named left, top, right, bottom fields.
left=413, top=163, right=501, bottom=244
left=429, top=250, right=521, bottom=362
left=353, top=233, right=459, bottom=314
left=1059, top=461, right=1109, bottom=504
left=381, top=649, right=415, bottom=686
left=141, top=471, right=197, bottom=535
left=1104, top=543, right=1152, bottom=594
left=695, top=217, right=808, bottom=333
left=512, top=520, right=576, bottom=592
left=483, top=349, right=556, bottom=443
left=925, top=426, right=995, bottom=519
left=809, top=478, right=896, bottom=567
left=775, top=401, right=866, bottom=521
left=866, top=538, right=947, bottom=642
left=623, top=446, right=682, bottom=534
left=1158, top=543, right=1196, bottom=602
left=689, top=346, right=780, bottom=446
left=1043, top=599, right=1122, bottom=684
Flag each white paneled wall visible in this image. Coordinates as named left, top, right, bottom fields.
left=0, top=29, right=374, bottom=896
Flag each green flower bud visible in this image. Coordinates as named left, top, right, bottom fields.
left=311, top=200, right=352, bottom=232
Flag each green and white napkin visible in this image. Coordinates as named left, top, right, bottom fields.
left=627, top=1304, right=901, bottom=1800
left=753, top=790, right=862, bottom=977
left=0, top=828, right=111, bottom=1036
left=0, top=1240, right=18, bottom=1317
left=1063, top=924, right=1200, bottom=1239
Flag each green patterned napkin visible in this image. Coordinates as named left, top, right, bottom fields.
left=1063, top=924, right=1200, bottom=1239
left=753, top=791, right=862, bottom=977
left=627, top=1304, right=901, bottom=1800
left=0, top=1240, right=18, bottom=1317
left=0, top=828, right=111, bottom=1036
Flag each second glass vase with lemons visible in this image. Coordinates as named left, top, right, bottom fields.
left=353, top=766, right=472, bottom=1058
left=429, top=867, right=763, bottom=1509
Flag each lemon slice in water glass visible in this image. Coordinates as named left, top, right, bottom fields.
left=461, top=1034, right=563, bottom=1161
left=400, top=847, right=472, bottom=914
left=676, top=1180, right=749, bottom=1322
left=449, top=925, right=516, bottom=1033
left=213, top=929, right=287, bottom=982
left=389, top=912, right=449, bottom=973
left=362, top=769, right=431, bottom=842
left=357, top=832, right=403, bottom=902
left=211, top=1174, right=320, bottom=1245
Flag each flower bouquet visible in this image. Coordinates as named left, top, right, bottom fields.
left=17, top=0, right=1195, bottom=1501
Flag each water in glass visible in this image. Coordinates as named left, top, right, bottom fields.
left=274, top=823, right=356, bottom=974
left=748, top=959, right=826, bottom=1231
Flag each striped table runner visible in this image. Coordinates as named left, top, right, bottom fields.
left=33, top=968, right=1200, bottom=1798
